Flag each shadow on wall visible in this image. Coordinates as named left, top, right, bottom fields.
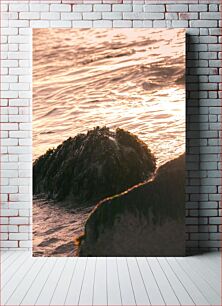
left=185, top=33, right=200, bottom=255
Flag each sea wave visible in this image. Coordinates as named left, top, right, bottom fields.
left=33, top=28, right=185, bottom=166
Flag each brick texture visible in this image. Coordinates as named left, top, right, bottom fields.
left=0, top=0, right=221, bottom=254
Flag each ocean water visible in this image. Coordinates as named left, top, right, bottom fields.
left=33, top=28, right=186, bottom=256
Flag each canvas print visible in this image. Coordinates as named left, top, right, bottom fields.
left=33, top=28, right=186, bottom=257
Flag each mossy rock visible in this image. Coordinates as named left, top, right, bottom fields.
left=33, top=127, right=156, bottom=206
left=78, top=154, right=185, bottom=256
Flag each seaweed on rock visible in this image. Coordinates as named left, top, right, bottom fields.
left=33, top=127, right=156, bottom=206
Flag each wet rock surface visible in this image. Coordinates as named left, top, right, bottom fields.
left=78, top=154, right=185, bottom=256
left=33, top=127, right=156, bottom=207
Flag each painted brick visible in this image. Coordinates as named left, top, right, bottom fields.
left=190, top=20, right=218, bottom=28
left=19, top=226, right=30, bottom=233
left=199, top=28, right=209, bottom=36
left=83, top=12, right=102, bottom=19
left=9, top=233, right=29, bottom=240
left=73, top=4, right=93, bottom=12
left=8, top=20, right=29, bottom=28
left=112, top=4, right=132, bottom=11
left=133, top=5, right=143, bottom=12
left=29, top=4, right=49, bottom=12
left=210, top=28, right=221, bottom=36
left=9, top=4, right=29, bottom=12
left=50, top=21, right=72, bottom=27
left=189, top=4, right=207, bottom=12
left=172, top=20, right=188, bottom=28
left=200, top=12, right=221, bottom=20
left=94, top=4, right=111, bottom=11
left=166, top=5, right=188, bottom=12
left=143, top=5, right=165, bottom=12
left=19, top=241, right=32, bottom=248
left=210, top=217, right=222, bottom=225
left=1, top=241, right=18, bottom=248
left=102, top=12, right=122, bottom=19
left=179, top=13, right=198, bottom=20
left=19, top=12, right=40, bottom=20
left=70, top=19, right=93, bottom=28
left=1, top=4, right=8, bottom=12
left=165, top=13, right=178, bottom=20
left=113, top=20, right=132, bottom=27
left=50, top=4, right=71, bottom=12
left=209, top=60, right=221, bottom=68
left=61, top=12, right=82, bottom=20
left=123, top=12, right=164, bottom=19
left=41, top=12, right=61, bottom=20
left=30, top=20, right=50, bottom=28
left=141, top=20, right=152, bottom=28
left=132, top=20, right=142, bottom=27
left=92, top=20, right=112, bottom=27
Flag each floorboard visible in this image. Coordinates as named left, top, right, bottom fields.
left=36, top=258, right=67, bottom=305
left=147, top=257, right=180, bottom=305
left=167, top=257, right=210, bottom=305
left=5, top=257, right=47, bottom=305
left=1, top=252, right=30, bottom=290
left=50, top=258, right=78, bottom=305
left=137, top=257, right=165, bottom=305
left=1, top=255, right=35, bottom=305
left=175, top=257, right=220, bottom=305
left=196, top=252, right=220, bottom=273
left=65, top=257, right=87, bottom=305
left=1, top=251, right=220, bottom=306
left=183, top=255, right=220, bottom=294
left=117, top=257, right=136, bottom=305
left=0, top=251, right=14, bottom=263
left=78, top=257, right=96, bottom=306
left=157, top=257, right=195, bottom=305
left=2, top=251, right=22, bottom=272
left=107, top=257, right=122, bottom=306
left=20, top=258, right=57, bottom=305
left=93, top=257, right=107, bottom=306
left=127, top=257, right=150, bottom=305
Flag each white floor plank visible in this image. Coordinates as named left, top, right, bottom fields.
left=35, top=258, right=67, bottom=305
left=137, top=257, right=165, bottom=306
left=50, top=258, right=78, bottom=305
left=2, top=251, right=22, bottom=272
left=117, top=257, right=136, bottom=306
left=127, top=257, right=150, bottom=305
left=1, top=253, right=30, bottom=289
left=4, top=257, right=47, bottom=305
left=196, top=253, right=220, bottom=274
left=20, top=258, right=57, bottom=305
left=93, top=257, right=107, bottom=306
left=1, top=252, right=220, bottom=306
left=147, top=258, right=179, bottom=305
left=167, top=257, right=209, bottom=305
left=176, top=257, right=221, bottom=305
left=1, top=253, right=36, bottom=305
left=2, top=256, right=35, bottom=305
left=107, top=257, right=122, bottom=306
left=0, top=251, right=14, bottom=263
left=65, top=257, right=87, bottom=305
left=78, top=257, right=96, bottom=306
left=183, top=256, right=220, bottom=294
left=157, top=258, right=195, bottom=305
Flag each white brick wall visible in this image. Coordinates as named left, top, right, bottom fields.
left=1, top=0, right=221, bottom=254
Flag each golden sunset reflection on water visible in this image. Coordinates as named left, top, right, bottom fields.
left=33, top=28, right=185, bottom=166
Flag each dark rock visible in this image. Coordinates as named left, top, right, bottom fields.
left=78, top=154, right=185, bottom=256
left=33, top=127, right=156, bottom=206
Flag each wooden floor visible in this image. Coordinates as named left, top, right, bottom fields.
left=1, top=251, right=221, bottom=306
